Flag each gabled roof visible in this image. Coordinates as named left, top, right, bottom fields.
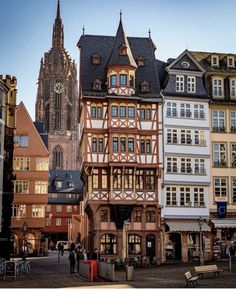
left=107, top=18, right=137, bottom=68
left=166, top=49, right=205, bottom=73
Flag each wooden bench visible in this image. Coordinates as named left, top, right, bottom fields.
left=194, top=264, right=223, bottom=278
left=184, top=271, right=199, bottom=287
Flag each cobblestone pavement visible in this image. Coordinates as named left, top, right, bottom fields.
left=0, top=251, right=236, bottom=288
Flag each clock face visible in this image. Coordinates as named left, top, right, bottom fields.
left=54, top=82, right=64, bottom=93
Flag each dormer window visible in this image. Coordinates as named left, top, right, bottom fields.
left=92, top=53, right=101, bottom=65
left=227, top=56, right=235, bottom=68
left=93, top=79, right=102, bottom=91
left=110, top=74, right=117, bottom=86
left=137, top=57, right=145, bottom=67
left=119, top=44, right=127, bottom=55
left=211, top=55, right=219, bottom=67
left=119, top=74, right=127, bottom=86
left=141, top=81, right=150, bottom=92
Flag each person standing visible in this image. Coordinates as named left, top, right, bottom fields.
left=68, top=250, right=76, bottom=273
left=76, top=248, right=84, bottom=273
left=82, top=249, right=88, bottom=260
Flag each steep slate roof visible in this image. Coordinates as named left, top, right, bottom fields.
left=78, top=24, right=162, bottom=98
left=191, top=51, right=236, bottom=73
left=107, top=19, right=137, bottom=68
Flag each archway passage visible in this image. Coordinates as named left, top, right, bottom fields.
left=166, top=232, right=182, bottom=261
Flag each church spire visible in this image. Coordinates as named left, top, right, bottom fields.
left=52, top=0, right=64, bottom=48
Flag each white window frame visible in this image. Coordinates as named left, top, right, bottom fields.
left=14, top=180, right=29, bottom=194
left=230, top=78, right=236, bottom=98
left=36, top=158, right=49, bottom=171
left=194, top=188, right=205, bottom=207
left=194, top=159, right=205, bottom=175
left=212, top=110, right=225, bottom=132
left=67, top=205, right=72, bottom=213
left=166, top=102, right=177, bottom=117
left=180, top=187, right=191, bottom=206
left=35, top=181, right=48, bottom=194
left=231, top=143, right=236, bottom=168
left=176, top=75, right=184, bottom=92
left=227, top=56, right=235, bottom=68
left=232, top=178, right=236, bottom=204
left=187, top=76, right=196, bottom=93
left=32, top=205, right=45, bottom=218
left=56, top=218, right=61, bottom=226
left=180, top=129, right=192, bottom=145
left=12, top=204, right=26, bottom=217
left=167, top=157, right=178, bottom=173
left=180, top=158, right=192, bottom=174
left=214, top=178, right=227, bottom=198
left=56, top=204, right=62, bottom=213
left=230, top=111, right=236, bottom=131
left=194, top=130, right=206, bottom=146
left=213, top=143, right=226, bottom=167
left=180, top=103, right=191, bottom=118
left=212, top=77, right=223, bottom=97
left=211, top=55, right=219, bottom=67
left=166, top=187, right=177, bottom=206
left=194, top=104, right=205, bottom=119
left=167, top=129, right=178, bottom=144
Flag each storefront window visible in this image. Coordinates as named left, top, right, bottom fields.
left=128, top=234, right=141, bottom=255
left=100, top=234, right=117, bottom=255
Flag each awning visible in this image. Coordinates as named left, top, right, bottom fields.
left=166, top=220, right=211, bottom=232
left=211, top=219, right=236, bottom=228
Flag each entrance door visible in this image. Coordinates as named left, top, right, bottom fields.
left=166, top=233, right=182, bottom=261
left=146, top=234, right=156, bottom=260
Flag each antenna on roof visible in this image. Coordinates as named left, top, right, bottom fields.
left=82, top=25, right=85, bottom=36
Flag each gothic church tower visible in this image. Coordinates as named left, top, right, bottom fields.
left=35, top=0, right=79, bottom=170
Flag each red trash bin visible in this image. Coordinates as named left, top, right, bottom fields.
left=88, top=260, right=98, bottom=281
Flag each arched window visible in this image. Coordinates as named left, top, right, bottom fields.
left=53, top=145, right=63, bottom=169
left=100, top=234, right=117, bottom=255
left=128, top=234, right=141, bottom=255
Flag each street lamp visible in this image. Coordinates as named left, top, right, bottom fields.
left=124, top=220, right=130, bottom=265
left=22, top=221, right=28, bottom=261
left=198, top=217, right=204, bottom=265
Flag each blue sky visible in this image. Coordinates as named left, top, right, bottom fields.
left=1, top=0, right=236, bottom=120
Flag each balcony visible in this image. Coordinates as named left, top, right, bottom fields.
left=214, top=161, right=227, bottom=168
left=212, top=126, right=225, bottom=133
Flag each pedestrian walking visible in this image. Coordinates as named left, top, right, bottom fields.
left=76, top=248, right=84, bottom=273
left=82, top=249, right=88, bottom=260
left=68, top=250, right=76, bottom=274
left=61, top=243, right=64, bottom=256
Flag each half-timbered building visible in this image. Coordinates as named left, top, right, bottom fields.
left=77, top=16, right=163, bottom=262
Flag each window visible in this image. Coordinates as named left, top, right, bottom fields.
left=100, top=234, right=117, bottom=255
left=56, top=218, right=61, bottom=226
left=93, top=79, right=102, bottom=90
left=119, top=44, right=127, bottom=55
left=182, top=61, right=190, bottom=68
left=67, top=218, right=71, bottom=225
left=128, top=138, right=134, bottom=152
left=167, top=129, right=178, bottom=144
left=140, top=138, right=151, bottom=153
left=113, top=168, right=122, bottom=189
left=146, top=211, right=155, bottom=222
left=212, top=110, right=225, bottom=132
left=91, top=106, right=103, bottom=118
left=214, top=178, right=227, bottom=198
left=13, top=157, right=30, bottom=171
left=231, top=144, right=236, bottom=168
left=130, top=75, right=134, bottom=87
left=133, top=210, right=141, bottom=222
left=213, top=143, right=226, bottom=167
left=213, top=78, right=223, bottom=96
left=113, top=137, right=118, bottom=152
left=12, top=204, right=26, bottom=217
left=128, top=234, right=141, bottom=255
left=46, top=205, right=51, bottom=212
left=92, top=138, right=97, bottom=152
left=92, top=169, right=99, bottom=189
left=35, top=181, right=48, bottom=194
left=53, top=145, right=63, bottom=169
left=141, top=81, right=150, bottom=92
left=120, top=106, right=126, bottom=118
left=124, top=169, right=133, bottom=189
left=166, top=187, right=177, bottom=206
left=97, top=107, right=103, bottom=118
left=120, top=137, right=126, bottom=152
left=194, top=104, right=204, bottom=119
left=102, top=169, right=108, bottom=189
left=167, top=157, right=178, bottom=173
left=111, top=105, right=118, bottom=117
left=136, top=170, right=144, bottom=190
left=14, top=135, right=28, bottom=147
left=120, top=74, right=127, bottom=86
left=194, top=130, right=205, bottom=145
left=180, top=158, right=192, bottom=174
left=140, top=107, right=151, bottom=120
left=56, top=205, right=62, bottom=213
left=180, top=187, right=191, bottom=206
left=194, top=188, right=205, bottom=207
left=230, top=111, right=236, bottom=132
left=92, top=54, right=101, bottom=64
left=137, top=57, right=145, bottom=67
left=194, top=159, right=205, bottom=174
left=180, top=103, right=191, bottom=118
left=227, top=56, right=234, bottom=68
left=230, top=79, right=236, bottom=97
left=98, top=138, right=104, bottom=153
left=36, top=158, right=49, bottom=171
left=101, top=210, right=108, bottom=222
left=211, top=55, right=219, bottom=66
left=110, top=75, right=116, bottom=86
left=176, top=75, right=184, bottom=92
left=14, top=180, right=29, bottom=194
left=91, top=106, right=96, bottom=118
left=32, top=205, right=45, bottom=218
left=180, top=129, right=192, bottom=144
left=146, top=170, right=155, bottom=190
left=166, top=102, right=177, bottom=117
left=67, top=205, right=72, bottom=213
left=146, top=109, right=151, bottom=119
left=232, top=178, right=236, bottom=203
left=187, top=76, right=196, bottom=93
left=46, top=218, right=51, bottom=227
left=128, top=106, right=135, bottom=118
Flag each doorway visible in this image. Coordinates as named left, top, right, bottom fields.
left=166, top=233, right=182, bottom=261
left=146, top=234, right=156, bottom=261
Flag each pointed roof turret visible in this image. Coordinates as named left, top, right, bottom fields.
left=107, top=15, right=137, bottom=68
left=52, top=0, right=64, bottom=48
